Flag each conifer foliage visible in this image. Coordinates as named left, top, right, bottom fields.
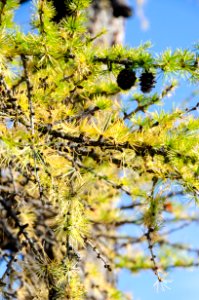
left=0, top=1, right=199, bottom=299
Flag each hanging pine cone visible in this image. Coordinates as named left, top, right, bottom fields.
left=113, top=4, right=133, bottom=18
left=117, top=68, right=137, bottom=90
left=140, top=71, right=156, bottom=93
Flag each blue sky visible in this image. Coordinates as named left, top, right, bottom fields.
left=126, top=0, right=199, bottom=50
left=117, top=1, right=199, bottom=299
left=15, top=1, right=199, bottom=299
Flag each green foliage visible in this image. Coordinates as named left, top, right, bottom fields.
left=0, top=0, right=199, bottom=299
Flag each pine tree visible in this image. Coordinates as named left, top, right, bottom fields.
left=0, top=1, right=199, bottom=299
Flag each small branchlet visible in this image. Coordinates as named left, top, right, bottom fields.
left=84, top=239, right=112, bottom=272
left=145, top=227, right=162, bottom=282
left=21, top=54, right=44, bottom=204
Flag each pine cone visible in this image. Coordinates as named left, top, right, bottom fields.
left=117, top=69, right=136, bottom=90
left=113, top=4, right=133, bottom=18
left=140, top=71, right=156, bottom=93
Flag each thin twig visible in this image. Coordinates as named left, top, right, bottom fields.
left=21, top=55, right=44, bottom=203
